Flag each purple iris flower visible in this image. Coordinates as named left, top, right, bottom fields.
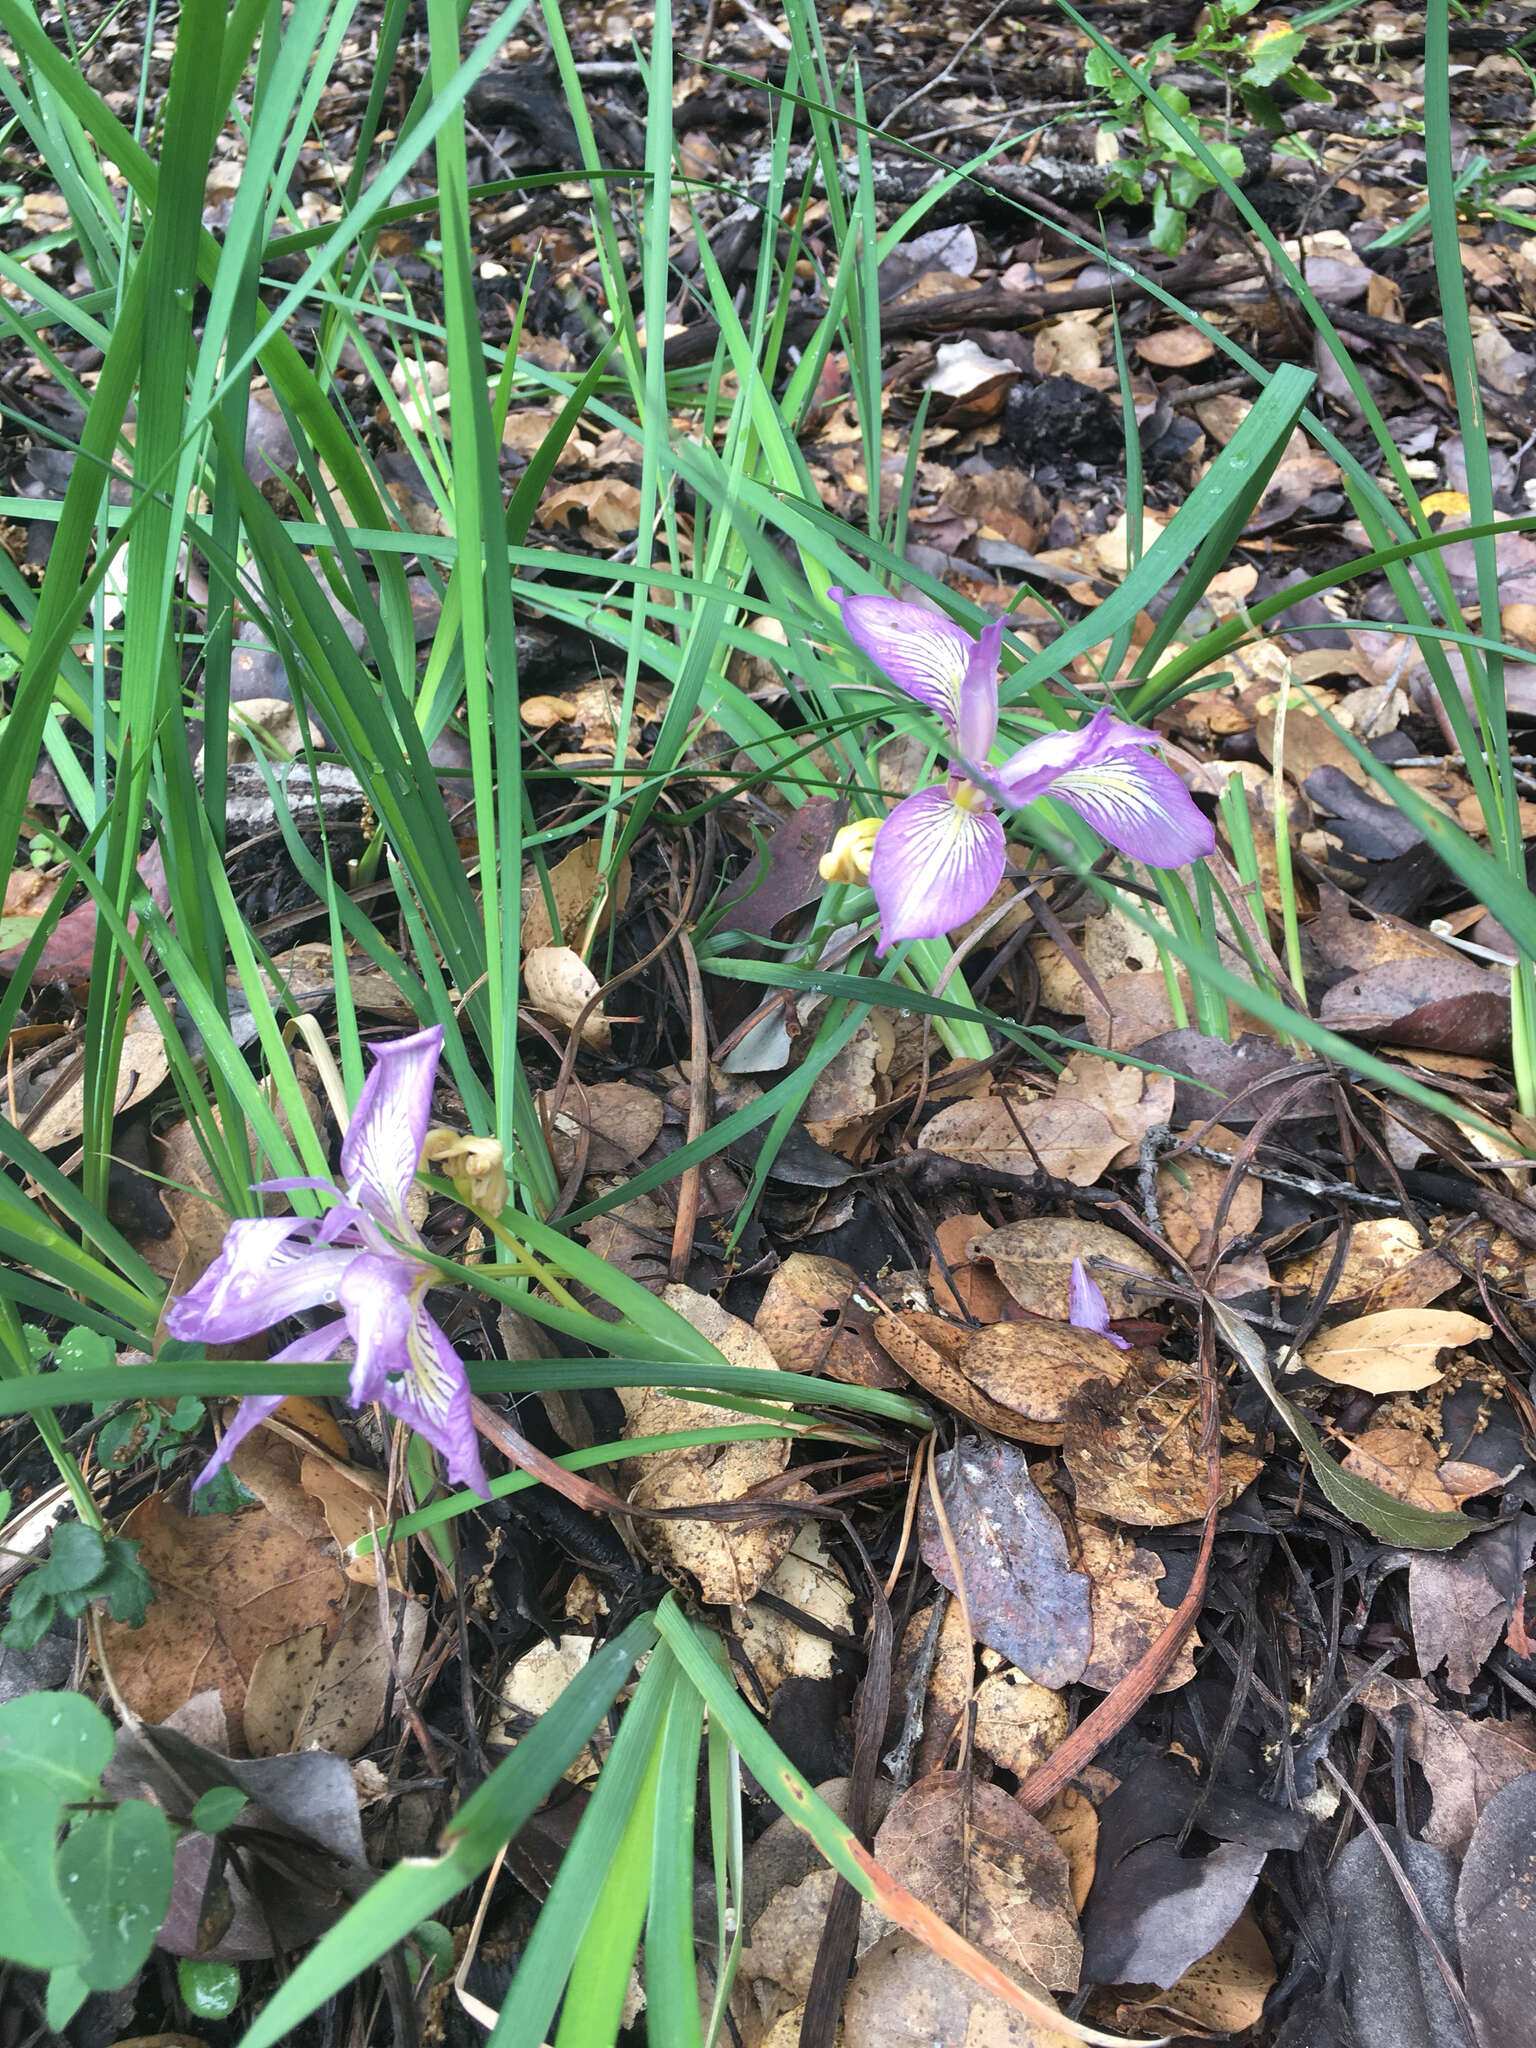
left=829, top=590, right=1215, bottom=951
left=165, top=1025, right=490, bottom=1498
left=1068, top=1257, right=1132, bottom=1350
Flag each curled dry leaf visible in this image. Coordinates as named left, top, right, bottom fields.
left=922, top=1096, right=1122, bottom=1187
left=1302, top=1307, right=1491, bottom=1394
left=873, top=1773, right=1083, bottom=1993
left=754, top=1252, right=903, bottom=1388
left=842, top=1930, right=1080, bottom=2048
left=21, top=1006, right=170, bottom=1150
left=918, top=1439, right=1092, bottom=1689
left=617, top=1286, right=802, bottom=1607
left=521, top=839, right=630, bottom=953
left=1340, top=1427, right=1478, bottom=1513
left=523, top=944, right=612, bottom=1052
left=962, top=1320, right=1131, bottom=1446
left=1062, top=1354, right=1262, bottom=1528
left=874, top=1310, right=1046, bottom=1441
left=929, top=1211, right=1015, bottom=1322
left=1114, top=1911, right=1277, bottom=2037
left=244, top=1585, right=427, bottom=1759
left=1039, top=1785, right=1101, bottom=1917
left=969, top=1218, right=1166, bottom=1324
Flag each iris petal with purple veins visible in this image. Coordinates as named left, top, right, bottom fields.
left=831, top=594, right=1215, bottom=952
left=165, top=1024, right=489, bottom=1498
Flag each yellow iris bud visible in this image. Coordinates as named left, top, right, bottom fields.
left=818, top=816, right=882, bottom=885
left=422, top=1130, right=509, bottom=1217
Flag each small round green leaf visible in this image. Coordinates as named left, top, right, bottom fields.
left=179, top=1957, right=242, bottom=2019
left=191, top=1786, right=248, bottom=1834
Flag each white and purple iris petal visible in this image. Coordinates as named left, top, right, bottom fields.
left=166, top=1024, right=490, bottom=1499
left=1068, top=1257, right=1132, bottom=1350
left=831, top=592, right=1215, bottom=952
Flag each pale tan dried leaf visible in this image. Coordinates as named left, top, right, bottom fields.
left=972, top=1669, right=1069, bottom=1779
left=541, top=1079, right=663, bottom=1177
left=1116, top=1911, right=1277, bottom=2036
left=619, top=1287, right=800, bottom=1606
left=524, top=944, right=611, bottom=1051
left=1135, top=327, right=1216, bottom=367
left=521, top=840, right=630, bottom=953
left=1076, top=1520, right=1197, bottom=1695
left=872, top=1773, right=1083, bottom=1992
left=1302, top=1308, right=1491, bottom=1393
left=923, top=1096, right=1121, bottom=1187
left=1052, top=1051, right=1176, bottom=1169
left=1033, top=316, right=1102, bottom=381
left=739, top=1524, right=854, bottom=1696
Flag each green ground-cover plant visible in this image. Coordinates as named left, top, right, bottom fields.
left=0, top=0, right=1533, bottom=2038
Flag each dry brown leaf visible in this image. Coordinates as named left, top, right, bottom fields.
left=1135, top=327, right=1216, bottom=367
left=802, top=1013, right=894, bottom=1155
left=969, top=1218, right=1165, bottom=1323
left=754, top=1253, right=903, bottom=1388
left=1302, top=1307, right=1490, bottom=1393
left=541, top=1080, right=663, bottom=1177
left=1280, top=1217, right=1462, bottom=1314
left=929, top=1211, right=1014, bottom=1321
left=23, top=1008, right=170, bottom=1150
left=842, top=1930, right=1079, bottom=2048
left=1033, top=316, right=1102, bottom=381
left=874, top=1311, right=1050, bottom=1441
left=524, top=944, right=611, bottom=1052
left=537, top=475, right=642, bottom=542
left=1357, top=1669, right=1536, bottom=1857
left=99, top=1492, right=348, bottom=1751
left=923, top=1095, right=1121, bottom=1187
left=1076, top=1519, right=1197, bottom=1695
left=1156, top=1124, right=1263, bottom=1274
left=1039, top=1786, right=1100, bottom=1917
left=574, top=1189, right=674, bottom=1290
left=962, top=1321, right=1131, bottom=1447
left=521, top=839, right=630, bottom=953
left=618, top=1287, right=802, bottom=1606
left=1027, top=934, right=1091, bottom=1013
left=246, top=1586, right=427, bottom=1759
left=1051, top=1051, right=1176, bottom=1170
left=973, top=1668, right=1069, bottom=1779
left=875, top=1772, right=1083, bottom=1992
left=1062, top=1356, right=1261, bottom=1528
left=1340, top=1427, right=1466, bottom=1512
left=1116, top=1910, right=1277, bottom=2036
